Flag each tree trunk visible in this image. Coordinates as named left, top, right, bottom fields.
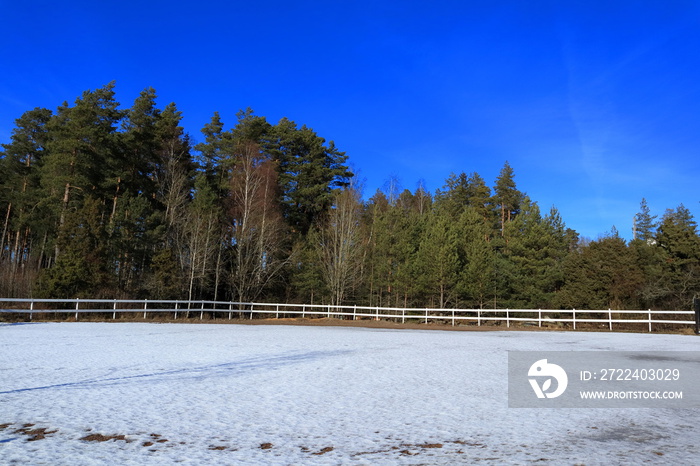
left=0, top=203, right=10, bottom=261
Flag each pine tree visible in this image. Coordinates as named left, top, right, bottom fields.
left=41, top=83, right=123, bottom=260
left=434, top=172, right=469, bottom=216
left=633, top=198, right=657, bottom=243
left=654, top=205, right=700, bottom=308
left=0, top=107, right=53, bottom=294
left=493, top=161, right=524, bottom=236
left=415, top=210, right=460, bottom=308
left=500, top=200, right=571, bottom=308
left=556, top=232, right=643, bottom=310
left=37, top=197, right=111, bottom=298
left=266, top=118, right=353, bottom=235
left=456, top=206, right=496, bottom=308
left=465, top=172, right=493, bottom=226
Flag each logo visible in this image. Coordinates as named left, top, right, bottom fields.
left=528, top=359, right=568, bottom=399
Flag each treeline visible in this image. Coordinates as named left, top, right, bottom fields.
left=1, top=83, right=699, bottom=310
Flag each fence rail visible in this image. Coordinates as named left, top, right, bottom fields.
left=0, top=298, right=696, bottom=333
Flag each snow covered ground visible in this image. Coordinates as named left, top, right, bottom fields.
left=1, top=322, right=698, bottom=465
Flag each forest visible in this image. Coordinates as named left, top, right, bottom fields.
left=1, top=83, right=699, bottom=310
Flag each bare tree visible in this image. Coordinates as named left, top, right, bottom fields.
left=184, top=202, right=220, bottom=301
left=229, top=142, right=288, bottom=304
left=313, top=183, right=366, bottom=306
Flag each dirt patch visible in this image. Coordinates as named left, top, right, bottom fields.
left=453, top=440, right=486, bottom=447
left=14, top=426, right=58, bottom=441
left=148, top=433, right=168, bottom=443
left=260, top=442, right=273, bottom=450
left=312, top=446, right=334, bottom=455
left=80, top=433, right=131, bottom=443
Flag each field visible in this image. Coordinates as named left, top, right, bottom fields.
left=1, top=322, right=699, bottom=464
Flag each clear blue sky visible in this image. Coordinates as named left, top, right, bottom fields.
left=2, top=1, right=699, bottom=240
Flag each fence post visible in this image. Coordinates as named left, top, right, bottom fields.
left=276, top=304, right=279, bottom=319
left=144, top=299, right=148, bottom=319
left=328, top=303, right=331, bottom=319
left=648, top=309, right=652, bottom=333
left=201, top=301, right=205, bottom=320
left=75, top=298, right=79, bottom=321
left=571, top=309, right=576, bottom=330
left=608, top=309, right=612, bottom=331
left=402, top=308, right=405, bottom=324
left=538, top=309, right=541, bottom=328
left=506, top=309, right=510, bottom=328
left=478, top=309, right=481, bottom=327
left=694, top=297, right=700, bottom=335
left=113, top=300, right=117, bottom=320
left=174, top=301, right=179, bottom=320
left=29, top=300, right=34, bottom=321
left=452, top=309, right=455, bottom=326
left=250, top=303, right=254, bottom=320
left=353, top=305, right=357, bottom=320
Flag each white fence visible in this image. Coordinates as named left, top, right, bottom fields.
left=0, top=298, right=696, bottom=333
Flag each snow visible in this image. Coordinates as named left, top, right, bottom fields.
left=1, top=322, right=699, bottom=465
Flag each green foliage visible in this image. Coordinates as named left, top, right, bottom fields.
left=37, top=197, right=110, bottom=298
left=493, top=161, right=524, bottom=235
left=456, top=207, right=496, bottom=308
left=266, top=118, right=353, bottom=235
left=415, top=211, right=460, bottom=308
left=633, top=198, right=657, bottom=242
left=556, top=232, right=645, bottom=310
left=654, top=205, right=700, bottom=308
left=3, top=83, right=698, bottom=311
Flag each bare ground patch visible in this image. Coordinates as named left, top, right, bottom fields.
left=80, top=433, right=131, bottom=443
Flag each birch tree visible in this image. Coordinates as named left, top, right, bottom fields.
left=229, top=141, right=287, bottom=304
left=313, top=184, right=365, bottom=306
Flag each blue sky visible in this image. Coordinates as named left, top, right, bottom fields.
left=2, top=1, right=699, bottom=240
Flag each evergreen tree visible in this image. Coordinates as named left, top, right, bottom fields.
left=41, top=83, right=123, bottom=261
left=557, top=232, right=643, bottom=310
left=266, top=118, right=353, bottom=235
left=195, top=112, right=227, bottom=184
left=415, top=210, right=460, bottom=308
left=456, top=206, right=496, bottom=308
left=37, top=197, right=111, bottom=298
left=493, top=161, right=524, bottom=236
left=154, top=102, right=195, bottom=231
left=500, top=200, right=571, bottom=308
left=120, top=87, right=161, bottom=201
left=465, top=172, right=493, bottom=226
left=0, top=107, right=53, bottom=286
left=654, top=205, right=700, bottom=308
left=364, top=188, right=427, bottom=307
left=633, top=198, right=657, bottom=242
left=434, top=172, right=469, bottom=216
